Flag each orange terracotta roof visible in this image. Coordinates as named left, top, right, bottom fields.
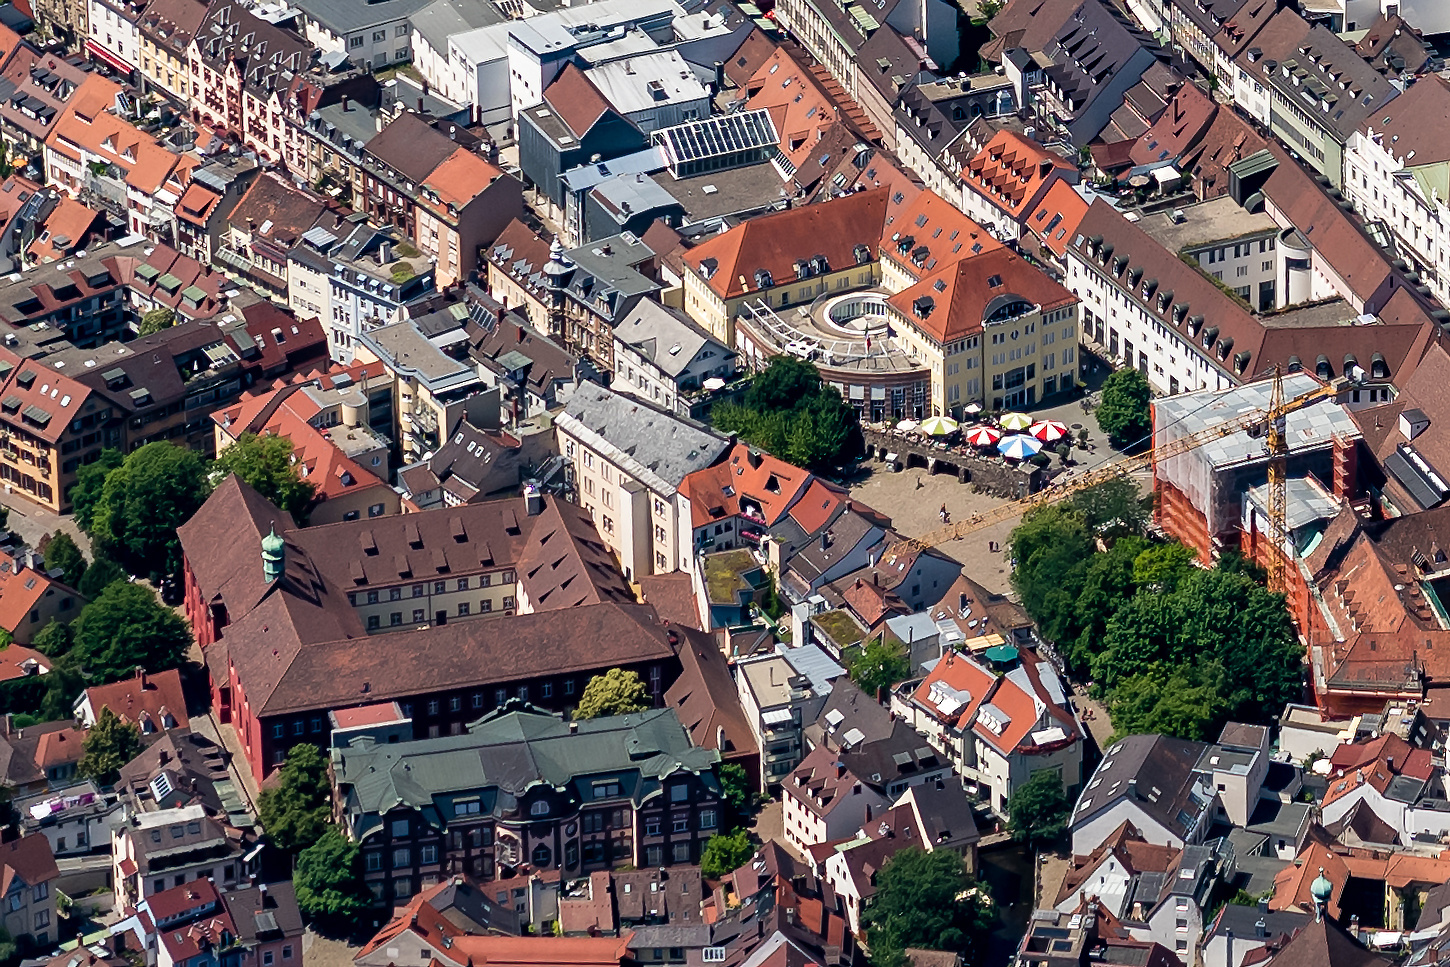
left=0, top=552, right=68, bottom=637
left=264, top=406, right=390, bottom=505
left=787, top=479, right=844, bottom=534
left=0, top=644, right=49, bottom=682
left=543, top=63, right=614, bottom=139
left=682, top=188, right=888, bottom=301
left=421, top=148, right=506, bottom=216
left=1027, top=180, right=1089, bottom=257
left=680, top=442, right=815, bottom=529
left=888, top=246, right=1078, bottom=344
left=34, top=726, right=82, bottom=769
left=880, top=189, right=1001, bottom=282
left=82, top=667, right=188, bottom=733
left=47, top=82, right=181, bottom=195
left=26, top=197, right=102, bottom=264
left=910, top=650, right=995, bottom=730
left=175, top=181, right=221, bottom=227
left=1270, top=835, right=1348, bottom=920
left=961, top=130, right=1075, bottom=220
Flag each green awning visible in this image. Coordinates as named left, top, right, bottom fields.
left=135, top=263, right=160, bottom=281
left=156, top=273, right=183, bottom=292
left=181, top=285, right=207, bottom=304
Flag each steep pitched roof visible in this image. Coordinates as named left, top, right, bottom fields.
left=888, top=246, right=1077, bottom=343
left=544, top=63, right=615, bottom=140
left=682, top=188, right=889, bottom=300
left=961, top=130, right=1076, bottom=221
left=681, top=442, right=816, bottom=529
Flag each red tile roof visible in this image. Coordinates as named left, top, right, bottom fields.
left=0, top=834, right=56, bottom=895
left=880, top=189, right=1001, bottom=282
left=26, top=198, right=103, bottom=264
left=961, top=130, right=1076, bottom=221
left=683, top=189, right=888, bottom=300
left=420, top=148, right=507, bottom=217
left=887, top=246, right=1077, bottom=344
left=1128, top=82, right=1217, bottom=170
left=0, top=551, right=75, bottom=642
left=1026, top=179, right=1089, bottom=257
left=544, top=63, right=615, bottom=140
left=33, top=726, right=82, bottom=769
left=681, top=442, right=816, bottom=529
left=81, top=667, right=189, bottom=734
left=0, top=644, right=48, bottom=682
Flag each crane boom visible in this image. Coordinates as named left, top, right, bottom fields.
left=885, top=375, right=1344, bottom=561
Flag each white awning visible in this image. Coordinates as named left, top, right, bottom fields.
left=762, top=707, right=794, bottom=725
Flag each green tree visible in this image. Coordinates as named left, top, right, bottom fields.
left=976, top=0, right=1005, bottom=19
left=860, top=848, right=996, bottom=967
left=71, top=582, right=192, bottom=684
left=712, top=357, right=861, bottom=470
left=1107, top=661, right=1228, bottom=741
left=211, top=436, right=316, bottom=518
left=31, top=620, right=71, bottom=659
left=1131, top=542, right=1197, bottom=592
left=70, top=449, right=123, bottom=532
left=1008, top=505, right=1094, bottom=645
left=719, top=762, right=758, bottom=828
left=295, top=829, right=371, bottom=923
left=1008, top=770, right=1071, bottom=847
left=701, top=828, right=755, bottom=879
left=89, top=442, right=210, bottom=576
left=575, top=668, right=649, bottom=719
left=42, top=532, right=86, bottom=587
left=76, top=706, right=142, bottom=785
left=1068, top=478, right=1149, bottom=537
left=258, top=743, right=333, bottom=853
left=1063, top=535, right=1148, bottom=676
left=745, top=356, right=823, bottom=412
left=1094, top=568, right=1300, bottom=737
left=138, top=307, right=176, bottom=335
left=1096, top=368, right=1153, bottom=449
left=38, top=665, right=85, bottom=721
left=77, top=557, right=126, bottom=600
left=849, top=637, right=910, bottom=699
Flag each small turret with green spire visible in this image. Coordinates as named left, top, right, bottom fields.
left=262, top=525, right=285, bottom=583
left=1311, top=867, right=1333, bottom=921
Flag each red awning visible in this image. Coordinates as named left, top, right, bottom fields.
left=84, top=41, right=134, bottom=75
left=118, top=858, right=137, bottom=877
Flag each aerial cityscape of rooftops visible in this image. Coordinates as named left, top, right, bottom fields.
left=2, top=0, right=1450, bottom=964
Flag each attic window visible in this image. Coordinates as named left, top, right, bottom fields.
left=987, top=275, right=1003, bottom=288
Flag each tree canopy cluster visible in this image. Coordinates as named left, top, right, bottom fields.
left=860, top=848, right=997, bottom=967
left=1008, top=481, right=1301, bottom=740
left=72, top=436, right=316, bottom=580
left=575, top=668, right=650, bottom=720
left=712, top=357, right=861, bottom=470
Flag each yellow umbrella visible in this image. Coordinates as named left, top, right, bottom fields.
left=999, top=412, right=1032, bottom=431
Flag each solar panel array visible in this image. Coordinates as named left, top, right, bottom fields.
left=653, top=109, right=778, bottom=166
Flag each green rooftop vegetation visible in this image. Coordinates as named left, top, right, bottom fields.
left=390, top=262, right=417, bottom=284
left=703, top=549, right=760, bottom=605
left=811, top=608, right=865, bottom=648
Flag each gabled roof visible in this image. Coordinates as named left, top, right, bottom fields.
left=682, top=188, right=889, bottom=300
left=888, top=246, right=1077, bottom=344
left=1025, top=180, right=1089, bottom=257
left=880, top=188, right=1001, bottom=282
left=420, top=147, right=507, bottom=216
left=544, top=62, right=616, bottom=140
left=1129, top=81, right=1216, bottom=169
left=1357, top=73, right=1450, bottom=167
left=961, top=130, right=1076, bottom=221
left=80, top=667, right=189, bottom=734
left=363, top=112, right=461, bottom=186
left=0, top=834, right=56, bottom=894
left=1072, top=733, right=1212, bottom=841
left=681, top=442, right=816, bottom=529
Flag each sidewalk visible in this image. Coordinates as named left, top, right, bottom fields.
left=0, top=488, right=92, bottom=555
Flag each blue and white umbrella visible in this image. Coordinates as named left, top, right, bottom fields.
left=997, top=434, right=1043, bottom=460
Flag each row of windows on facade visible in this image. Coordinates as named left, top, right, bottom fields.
left=364, top=596, right=516, bottom=628
left=369, top=813, right=717, bottom=871
left=349, top=573, right=516, bottom=605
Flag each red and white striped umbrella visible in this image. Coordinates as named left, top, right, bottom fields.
left=964, top=425, right=1001, bottom=447
left=1030, top=420, right=1069, bottom=442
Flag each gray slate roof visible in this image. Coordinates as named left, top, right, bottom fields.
left=412, top=0, right=506, bottom=55
left=614, top=300, right=732, bottom=378
left=293, top=0, right=432, bottom=33
left=559, top=383, right=729, bottom=490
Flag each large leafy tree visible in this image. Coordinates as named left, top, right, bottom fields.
left=212, top=435, right=316, bottom=518
left=1107, top=661, right=1228, bottom=741
left=575, top=668, right=649, bottom=720
left=258, top=744, right=333, bottom=852
left=700, top=828, right=755, bottom=879
left=1096, top=368, right=1153, bottom=449
left=1093, top=567, right=1301, bottom=737
left=1068, top=477, right=1149, bottom=537
left=89, top=442, right=210, bottom=577
left=861, top=848, right=996, bottom=967
left=71, top=582, right=192, bottom=683
left=70, top=449, right=123, bottom=532
left=77, top=706, right=142, bottom=785
left=77, top=557, right=126, bottom=600
left=712, top=357, right=861, bottom=470
left=719, top=763, right=758, bottom=828
left=1008, top=770, right=1071, bottom=847
left=296, top=829, right=371, bottom=924
left=31, top=620, right=71, bottom=659
left=849, top=638, right=910, bottom=699
left=1008, top=504, right=1094, bottom=646
left=42, top=532, right=86, bottom=588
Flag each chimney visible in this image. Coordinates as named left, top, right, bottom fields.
left=517, top=323, right=525, bottom=343
left=340, top=95, right=349, bottom=112
left=1226, top=929, right=1233, bottom=967
left=1255, top=919, right=1266, bottom=939
left=377, top=241, right=392, bottom=266
left=747, top=449, right=763, bottom=469
left=417, top=97, right=424, bottom=112
left=1039, top=158, right=1052, bottom=178
left=158, top=749, right=170, bottom=765
left=524, top=481, right=544, bottom=517
left=136, top=666, right=148, bottom=688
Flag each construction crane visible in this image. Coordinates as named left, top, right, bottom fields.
left=885, top=370, right=1344, bottom=594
